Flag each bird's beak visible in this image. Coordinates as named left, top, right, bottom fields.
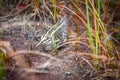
left=35, top=40, right=42, bottom=48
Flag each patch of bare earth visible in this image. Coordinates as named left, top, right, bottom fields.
left=0, top=17, right=119, bottom=80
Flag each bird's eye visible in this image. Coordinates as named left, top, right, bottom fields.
left=44, top=37, right=49, bottom=41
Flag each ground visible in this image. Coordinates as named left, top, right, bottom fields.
left=0, top=0, right=120, bottom=80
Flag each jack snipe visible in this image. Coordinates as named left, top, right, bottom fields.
left=35, top=17, right=67, bottom=51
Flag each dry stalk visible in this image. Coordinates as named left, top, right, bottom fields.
left=0, top=41, right=39, bottom=80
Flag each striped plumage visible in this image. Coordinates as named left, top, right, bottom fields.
left=35, top=17, right=67, bottom=51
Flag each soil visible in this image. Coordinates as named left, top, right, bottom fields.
left=0, top=16, right=119, bottom=80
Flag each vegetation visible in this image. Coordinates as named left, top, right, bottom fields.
left=0, top=0, right=120, bottom=80
left=0, top=50, right=6, bottom=80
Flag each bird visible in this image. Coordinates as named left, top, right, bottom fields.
left=35, top=17, right=67, bottom=51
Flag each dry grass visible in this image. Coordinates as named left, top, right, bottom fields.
left=0, top=0, right=120, bottom=80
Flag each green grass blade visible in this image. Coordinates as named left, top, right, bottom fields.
left=86, top=0, right=95, bottom=53
left=52, top=0, right=57, bottom=22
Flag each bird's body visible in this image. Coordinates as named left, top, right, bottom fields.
left=35, top=17, right=67, bottom=51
